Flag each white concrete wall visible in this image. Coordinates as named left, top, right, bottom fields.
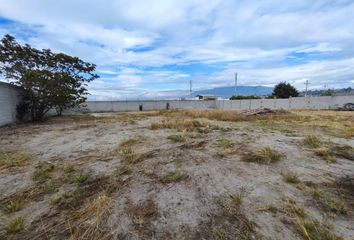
left=0, top=82, right=22, bottom=126
left=67, top=96, right=354, bottom=114
left=1, top=81, right=353, bottom=127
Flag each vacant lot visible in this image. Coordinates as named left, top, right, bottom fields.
left=0, top=110, right=353, bottom=240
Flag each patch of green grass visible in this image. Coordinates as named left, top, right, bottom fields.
left=5, top=216, right=25, bottom=234
left=283, top=173, right=300, bottom=184
left=33, top=162, right=55, bottom=183
left=302, top=135, right=322, bottom=148
left=212, top=226, right=226, bottom=240
left=50, top=191, right=74, bottom=206
left=167, top=134, right=187, bottom=143
left=256, top=204, right=278, bottom=213
left=242, top=147, right=283, bottom=164
left=160, top=171, right=188, bottom=184
left=73, top=173, right=89, bottom=184
left=312, top=189, right=348, bottom=215
left=2, top=200, right=26, bottom=213
left=216, top=139, right=234, bottom=149
left=43, top=182, right=57, bottom=194
left=331, top=144, right=354, bottom=161
left=314, top=148, right=336, bottom=163
left=119, top=136, right=145, bottom=148
left=296, top=218, right=343, bottom=240
left=0, top=150, right=30, bottom=171
left=63, top=163, right=75, bottom=174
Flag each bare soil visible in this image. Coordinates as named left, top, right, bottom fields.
left=0, top=110, right=353, bottom=240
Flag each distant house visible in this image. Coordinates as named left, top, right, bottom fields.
left=196, top=94, right=219, bottom=100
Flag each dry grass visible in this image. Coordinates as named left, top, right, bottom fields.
left=159, top=170, right=189, bottom=184
left=215, top=138, right=234, bottom=149
left=1, top=199, right=26, bottom=213
left=126, top=199, right=159, bottom=228
left=167, top=134, right=187, bottom=143
left=4, top=216, right=25, bottom=235
left=119, top=136, right=146, bottom=148
left=283, top=199, right=343, bottom=240
left=312, top=188, right=348, bottom=215
left=33, top=162, right=55, bottom=183
left=242, top=147, right=284, bottom=164
left=150, top=118, right=208, bottom=132
left=0, top=149, right=30, bottom=172
left=302, top=135, right=323, bottom=148
left=283, top=173, right=300, bottom=184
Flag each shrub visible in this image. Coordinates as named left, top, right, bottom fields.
left=242, top=147, right=283, bottom=164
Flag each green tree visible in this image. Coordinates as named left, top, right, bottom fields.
left=230, top=95, right=261, bottom=100
left=0, top=35, right=99, bottom=120
left=271, top=82, right=299, bottom=98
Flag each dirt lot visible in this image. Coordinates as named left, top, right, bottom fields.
left=0, top=109, right=353, bottom=240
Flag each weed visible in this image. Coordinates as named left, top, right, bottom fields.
left=302, top=135, right=322, bottom=148
left=314, top=148, right=336, bottom=163
left=211, top=226, right=226, bottom=240
left=331, top=144, right=354, bottom=161
left=33, top=162, right=55, bottom=183
left=296, top=218, right=343, bottom=240
left=160, top=170, right=188, bottom=184
left=216, top=139, right=234, bottom=149
left=126, top=199, right=159, bottom=228
left=312, top=189, right=348, bottom=215
left=119, top=136, right=145, bottom=148
left=5, top=216, right=25, bottom=234
left=0, top=150, right=30, bottom=172
left=2, top=200, right=26, bottom=213
left=73, top=173, right=89, bottom=184
left=256, top=204, right=278, bottom=213
left=167, top=134, right=187, bottom=143
left=283, top=173, right=300, bottom=184
left=50, top=191, right=74, bottom=206
left=118, top=146, right=141, bottom=164
left=242, top=147, right=283, bottom=164
left=150, top=118, right=207, bottom=132
left=63, top=163, right=75, bottom=174
left=43, top=182, right=57, bottom=194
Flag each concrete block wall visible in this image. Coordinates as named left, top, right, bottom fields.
left=1, top=79, right=353, bottom=127
left=0, top=82, right=21, bottom=126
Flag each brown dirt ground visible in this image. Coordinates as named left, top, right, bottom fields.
left=0, top=110, right=353, bottom=240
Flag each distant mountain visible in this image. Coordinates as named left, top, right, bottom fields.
left=187, top=86, right=273, bottom=99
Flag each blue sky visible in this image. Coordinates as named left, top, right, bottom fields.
left=0, top=0, right=354, bottom=99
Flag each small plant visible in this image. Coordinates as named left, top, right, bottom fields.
left=160, top=171, right=188, bottom=184
left=5, top=216, right=25, bottom=234
left=296, top=218, right=343, bottom=240
left=43, top=182, right=57, bottom=194
left=63, top=163, right=75, bottom=174
left=331, top=144, right=354, bottom=161
left=167, top=134, right=187, bottom=143
left=33, top=162, right=55, bottom=183
left=73, top=173, right=89, bottom=184
left=302, top=135, right=322, bottom=148
left=256, top=204, right=277, bottom=213
left=119, top=136, right=145, bottom=148
left=242, top=147, right=283, bottom=164
left=0, top=150, right=30, bottom=171
left=229, top=188, right=246, bottom=206
left=312, top=189, right=348, bottom=215
left=2, top=200, right=26, bottom=213
left=216, top=139, right=234, bottom=149
left=314, top=148, right=336, bottom=163
left=283, top=173, right=300, bottom=184
left=50, top=191, right=73, bottom=206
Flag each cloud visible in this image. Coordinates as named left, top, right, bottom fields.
left=0, top=0, right=354, bottom=98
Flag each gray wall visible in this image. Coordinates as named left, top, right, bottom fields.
left=0, top=82, right=21, bottom=126
left=1, top=79, right=353, bottom=127
left=68, top=95, right=354, bottom=114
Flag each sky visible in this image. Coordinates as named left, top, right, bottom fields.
left=0, top=0, right=354, bottom=99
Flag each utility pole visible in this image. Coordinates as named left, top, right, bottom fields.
left=190, top=80, right=192, bottom=93
left=234, top=72, right=238, bottom=96
left=305, top=79, right=309, bottom=97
